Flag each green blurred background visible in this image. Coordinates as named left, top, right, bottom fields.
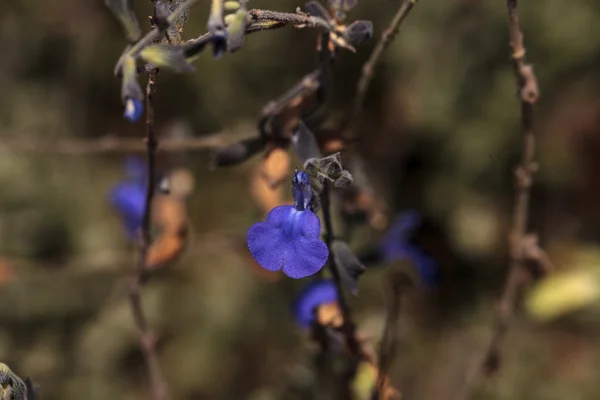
left=2, top=0, right=600, bottom=399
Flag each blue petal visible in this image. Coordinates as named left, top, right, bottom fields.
left=402, top=245, right=439, bottom=286
left=292, top=279, right=338, bottom=328
left=124, top=97, right=143, bottom=123
left=292, top=170, right=312, bottom=211
left=125, top=156, right=148, bottom=183
left=109, top=182, right=145, bottom=238
left=247, top=205, right=329, bottom=279
left=380, top=210, right=422, bottom=260
left=247, top=221, right=285, bottom=272
left=281, top=236, right=328, bottom=279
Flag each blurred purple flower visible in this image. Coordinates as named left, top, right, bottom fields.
left=246, top=170, right=328, bottom=279
left=379, top=211, right=439, bottom=286
left=109, top=157, right=147, bottom=239
left=292, top=279, right=338, bottom=328
left=124, top=97, right=143, bottom=123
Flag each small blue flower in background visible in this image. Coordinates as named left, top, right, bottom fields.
left=292, top=279, right=338, bottom=328
left=247, top=170, right=329, bottom=279
left=379, top=211, right=439, bottom=286
left=109, top=157, right=147, bottom=239
left=124, top=97, right=143, bottom=123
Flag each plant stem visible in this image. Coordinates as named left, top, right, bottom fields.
left=128, top=67, right=170, bottom=400
left=347, top=0, right=419, bottom=137
left=319, top=181, right=361, bottom=357
left=456, top=0, right=540, bottom=398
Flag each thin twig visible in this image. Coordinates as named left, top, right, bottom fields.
left=456, top=1, right=541, bottom=398
left=0, top=132, right=255, bottom=154
left=249, top=9, right=331, bottom=31
left=319, top=182, right=362, bottom=357
left=374, top=271, right=411, bottom=398
left=128, top=68, right=170, bottom=400
left=347, top=0, right=419, bottom=136
left=125, top=0, right=197, bottom=396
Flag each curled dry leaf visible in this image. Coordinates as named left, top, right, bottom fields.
left=250, top=148, right=290, bottom=215
left=145, top=194, right=190, bottom=270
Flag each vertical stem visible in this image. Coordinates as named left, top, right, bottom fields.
left=128, top=68, right=170, bottom=400
left=486, top=0, right=539, bottom=372
left=319, top=182, right=361, bottom=356
left=456, top=1, right=539, bottom=398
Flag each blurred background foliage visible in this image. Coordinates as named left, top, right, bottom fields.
left=1, top=0, right=600, bottom=399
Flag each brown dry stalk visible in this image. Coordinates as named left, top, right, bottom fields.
left=348, top=0, right=419, bottom=136
left=456, top=1, right=544, bottom=399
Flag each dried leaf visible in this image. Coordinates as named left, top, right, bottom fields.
left=210, top=136, right=265, bottom=168
left=305, top=1, right=331, bottom=20
left=343, top=20, right=373, bottom=46
left=26, top=377, right=38, bottom=400
left=291, top=121, right=322, bottom=162
left=261, top=147, right=290, bottom=186
left=305, top=152, right=353, bottom=187
left=334, top=169, right=353, bottom=188
left=104, top=0, right=142, bottom=42
left=140, top=44, right=195, bottom=73
left=332, top=239, right=366, bottom=295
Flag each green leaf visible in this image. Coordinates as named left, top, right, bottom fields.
left=225, top=9, right=248, bottom=52
left=224, top=1, right=241, bottom=11
left=119, top=54, right=143, bottom=102
left=525, top=269, right=600, bottom=321
left=332, top=240, right=366, bottom=296
left=208, top=0, right=226, bottom=36
left=104, top=0, right=142, bottom=42
left=140, top=44, right=195, bottom=73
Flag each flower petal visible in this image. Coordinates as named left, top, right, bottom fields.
left=265, top=205, right=296, bottom=229
left=403, top=246, right=439, bottom=286
left=109, top=183, right=145, bottom=238
left=296, top=209, right=322, bottom=238
left=292, top=279, right=338, bottom=328
left=282, top=238, right=329, bottom=279
left=380, top=210, right=421, bottom=260
left=247, top=222, right=285, bottom=272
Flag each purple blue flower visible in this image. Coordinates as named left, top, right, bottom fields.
left=246, top=170, right=328, bottom=279
left=124, top=97, right=143, bottom=123
left=109, top=157, right=147, bottom=239
left=379, top=211, right=439, bottom=286
left=292, top=279, right=338, bottom=328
